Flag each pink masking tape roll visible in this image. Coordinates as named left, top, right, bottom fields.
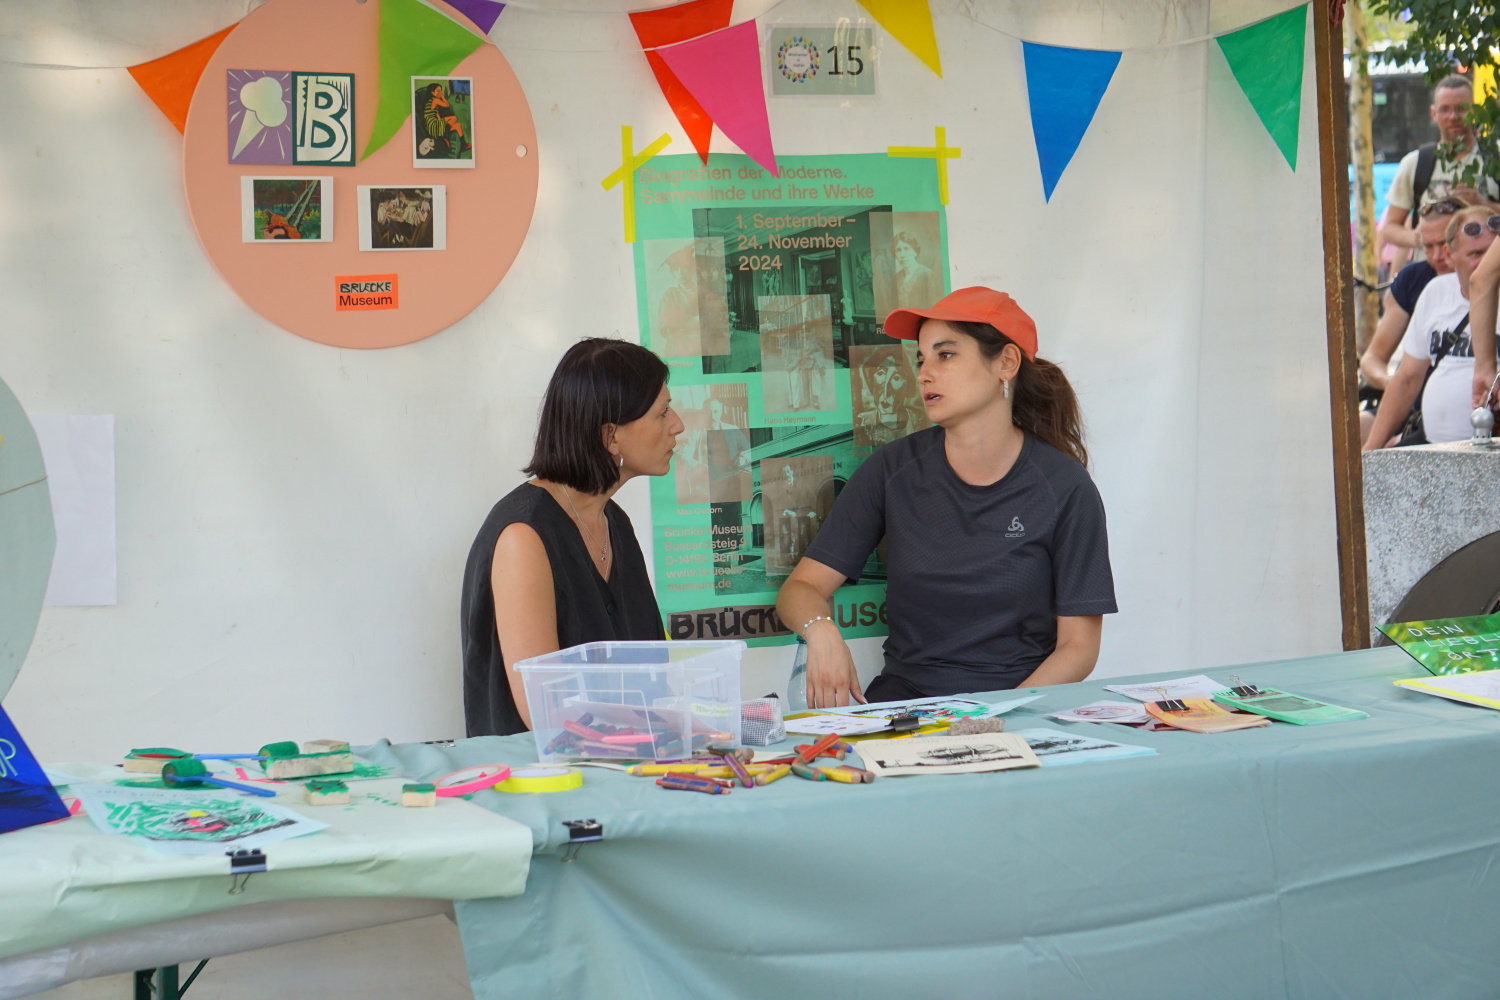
left=434, top=764, right=512, bottom=797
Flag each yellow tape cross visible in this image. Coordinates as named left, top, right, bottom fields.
left=601, top=125, right=673, bottom=244
left=887, top=125, right=962, bottom=205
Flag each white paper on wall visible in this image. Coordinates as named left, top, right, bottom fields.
left=30, top=414, right=116, bottom=606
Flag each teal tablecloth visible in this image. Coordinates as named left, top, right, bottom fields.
left=363, top=646, right=1500, bottom=1000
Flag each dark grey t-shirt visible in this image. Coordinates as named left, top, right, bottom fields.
left=804, top=427, right=1116, bottom=695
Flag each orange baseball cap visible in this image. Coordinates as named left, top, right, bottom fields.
left=883, top=286, right=1038, bottom=359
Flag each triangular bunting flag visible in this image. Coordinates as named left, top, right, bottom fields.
left=445, top=0, right=505, bottom=35
left=1022, top=42, right=1121, bottom=202
left=630, top=0, right=733, bottom=165
left=854, top=0, right=941, bottom=77
left=656, top=20, right=778, bottom=176
left=127, top=24, right=237, bottom=133
left=362, top=0, right=485, bottom=161
left=1216, top=5, right=1307, bottom=170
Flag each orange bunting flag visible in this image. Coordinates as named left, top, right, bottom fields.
left=630, top=0, right=733, bottom=164
left=127, top=23, right=238, bottom=133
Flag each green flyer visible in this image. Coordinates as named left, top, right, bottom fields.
left=632, top=152, right=948, bottom=646
left=1378, top=611, right=1500, bottom=675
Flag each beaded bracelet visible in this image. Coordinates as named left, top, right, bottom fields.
left=799, top=615, right=836, bottom=636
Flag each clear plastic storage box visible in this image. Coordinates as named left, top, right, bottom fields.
left=516, top=640, right=745, bottom=763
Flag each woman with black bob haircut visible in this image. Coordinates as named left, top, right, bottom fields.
left=776, top=286, right=1116, bottom=709
left=461, top=338, right=683, bottom=736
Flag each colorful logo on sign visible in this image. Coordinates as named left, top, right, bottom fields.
left=776, top=37, right=820, bottom=84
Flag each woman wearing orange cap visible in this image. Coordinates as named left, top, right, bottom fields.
left=775, top=287, right=1116, bottom=708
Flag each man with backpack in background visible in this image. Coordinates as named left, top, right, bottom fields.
left=1379, top=76, right=1500, bottom=272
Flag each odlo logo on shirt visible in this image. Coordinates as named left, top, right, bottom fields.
left=1005, top=516, right=1025, bottom=539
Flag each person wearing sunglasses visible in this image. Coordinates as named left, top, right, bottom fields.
left=1365, top=206, right=1500, bottom=450
left=1360, top=199, right=1459, bottom=402
left=1379, top=75, right=1500, bottom=270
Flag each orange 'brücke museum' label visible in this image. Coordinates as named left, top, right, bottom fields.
left=334, top=274, right=398, bottom=310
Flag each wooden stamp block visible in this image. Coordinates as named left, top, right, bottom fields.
left=260, top=742, right=356, bottom=780
left=401, top=783, right=437, bottom=807
left=302, top=739, right=351, bottom=754
left=303, top=779, right=351, bottom=806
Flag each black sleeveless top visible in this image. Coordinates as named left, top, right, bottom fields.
left=460, top=483, right=664, bottom=737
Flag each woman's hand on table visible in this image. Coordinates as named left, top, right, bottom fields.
left=806, top=625, right=866, bottom=709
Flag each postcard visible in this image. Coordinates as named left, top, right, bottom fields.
left=292, top=73, right=355, bottom=166
left=240, top=176, right=333, bottom=242
left=852, top=733, right=1040, bottom=777
left=1104, top=675, right=1229, bottom=703
left=782, top=714, right=893, bottom=737
left=227, top=69, right=292, bottom=165
left=1011, top=728, right=1157, bottom=766
left=357, top=186, right=447, bottom=250
left=412, top=76, right=475, bottom=167
left=1050, top=700, right=1151, bottom=724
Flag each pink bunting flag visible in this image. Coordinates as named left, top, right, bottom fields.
left=656, top=19, right=778, bottom=176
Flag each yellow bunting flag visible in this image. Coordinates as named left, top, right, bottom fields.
left=855, top=0, right=941, bottom=77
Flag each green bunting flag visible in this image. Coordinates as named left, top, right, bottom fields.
left=1215, top=4, right=1307, bottom=170
left=362, top=0, right=485, bottom=161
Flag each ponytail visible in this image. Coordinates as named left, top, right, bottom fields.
left=948, top=321, right=1088, bottom=468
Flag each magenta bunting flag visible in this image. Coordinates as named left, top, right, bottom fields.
left=656, top=19, right=779, bottom=176
left=444, top=0, right=504, bottom=35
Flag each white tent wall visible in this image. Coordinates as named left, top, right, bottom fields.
left=0, top=0, right=1340, bottom=764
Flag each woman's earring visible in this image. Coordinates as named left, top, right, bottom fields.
left=1002, top=379, right=1011, bottom=400
left=618, top=454, right=625, bottom=468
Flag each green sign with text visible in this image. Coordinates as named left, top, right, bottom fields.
left=1379, top=612, right=1500, bottom=675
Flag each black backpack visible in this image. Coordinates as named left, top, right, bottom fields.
left=1409, top=142, right=1438, bottom=225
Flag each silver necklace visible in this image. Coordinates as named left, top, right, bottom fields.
left=561, top=486, right=610, bottom=563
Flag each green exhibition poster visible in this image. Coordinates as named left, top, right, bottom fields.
left=631, top=152, right=949, bottom=646
left=1379, top=612, right=1500, bottom=675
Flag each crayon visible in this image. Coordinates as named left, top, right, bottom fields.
left=754, top=764, right=792, bottom=786
left=833, top=742, right=856, bottom=754
left=629, top=763, right=711, bottom=775
left=694, top=764, right=770, bottom=779
left=790, top=763, right=826, bottom=781
left=796, top=734, right=843, bottom=762
left=757, top=755, right=799, bottom=766
left=836, top=764, right=875, bottom=783
left=657, top=777, right=729, bottom=795
left=665, top=771, right=734, bottom=788
left=600, top=732, right=657, bottom=745
left=818, top=765, right=861, bottom=783
left=563, top=719, right=606, bottom=741
left=723, top=753, right=755, bottom=788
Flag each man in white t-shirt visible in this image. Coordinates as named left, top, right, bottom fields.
left=1366, top=205, right=1500, bottom=449
left=1379, top=76, right=1500, bottom=266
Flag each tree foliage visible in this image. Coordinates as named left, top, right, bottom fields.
left=1367, top=0, right=1500, bottom=192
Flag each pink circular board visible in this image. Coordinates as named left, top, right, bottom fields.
left=183, top=0, right=538, bottom=348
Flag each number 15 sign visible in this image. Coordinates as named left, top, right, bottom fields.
left=768, top=25, right=877, bottom=98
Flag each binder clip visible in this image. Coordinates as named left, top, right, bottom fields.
left=227, top=849, right=266, bottom=894
left=561, top=819, right=603, bottom=862
left=1154, top=699, right=1189, bottom=713
left=1227, top=675, right=1264, bottom=698
left=888, top=713, right=920, bottom=732
left=421, top=739, right=457, bottom=748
